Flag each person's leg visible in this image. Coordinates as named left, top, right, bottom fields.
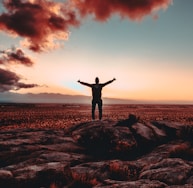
left=92, top=100, right=96, bottom=120
left=98, top=99, right=103, bottom=120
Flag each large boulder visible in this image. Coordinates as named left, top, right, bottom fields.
left=72, top=120, right=137, bottom=159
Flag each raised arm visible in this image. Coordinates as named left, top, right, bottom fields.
left=77, top=80, right=92, bottom=87
left=102, top=78, right=116, bottom=87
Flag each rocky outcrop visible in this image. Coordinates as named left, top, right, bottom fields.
left=0, top=115, right=193, bottom=187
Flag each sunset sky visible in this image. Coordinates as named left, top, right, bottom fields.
left=0, top=0, right=193, bottom=103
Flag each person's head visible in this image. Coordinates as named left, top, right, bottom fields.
left=95, top=77, right=99, bottom=84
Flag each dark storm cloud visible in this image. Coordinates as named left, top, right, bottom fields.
left=0, top=68, right=38, bottom=92
left=73, top=0, right=172, bottom=21
left=0, top=0, right=79, bottom=52
left=0, top=48, right=34, bottom=66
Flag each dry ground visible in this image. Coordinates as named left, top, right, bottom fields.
left=0, top=104, right=193, bottom=130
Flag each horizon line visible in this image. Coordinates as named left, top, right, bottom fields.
left=0, top=92, right=193, bottom=105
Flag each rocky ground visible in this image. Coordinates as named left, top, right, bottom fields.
left=1, top=115, right=193, bottom=188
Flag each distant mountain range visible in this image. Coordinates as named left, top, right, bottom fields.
left=0, top=92, right=192, bottom=104
left=0, top=92, right=136, bottom=104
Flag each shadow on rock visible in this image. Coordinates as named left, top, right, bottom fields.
left=73, top=121, right=137, bottom=160
left=116, top=114, right=139, bottom=127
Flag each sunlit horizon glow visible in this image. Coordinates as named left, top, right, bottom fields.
left=0, top=0, right=193, bottom=103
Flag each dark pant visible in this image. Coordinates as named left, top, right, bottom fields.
left=92, top=99, right=102, bottom=120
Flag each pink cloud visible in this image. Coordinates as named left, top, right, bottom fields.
left=73, top=0, right=172, bottom=21
left=0, top=0, right=79, bottom=52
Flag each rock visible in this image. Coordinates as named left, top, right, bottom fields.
left=70, top=161, right=107, bottom=187
left=1, top=119, right=193, bottom=187
left=13, top=163, right=71, bottom=188
left=186, top=175, right=193, bottom=185
left=169, top=185, right=193, bottom=188
left=12, top=164, right=45, bottom=187
left=132, top=123, right=155, bottom=141
left=130, top=122, right=168, bottom=155
left=35, top=163, right=71, bottom=188
left=144, top=122, right=166, bottom=140
left=95, top=179, right=167, bottom=188
left=0, top=170, right=13, bottom=179
left=177, top=124, right=193, bottom=142
left=116, top=114, right=139, bottom=127
left=151, top=121, right=182, bottom=140
left=136, top=140, right=188, bottom=169
left=107, top=160, right=142, bottom=181
left=140, top=158, right=192, bottom=185
left=168, top=141, right=193, bottom=161
left=0, top=170, right=14, bottom=187
left=71, top=159, right=142, bottom=183
left=72, top=120, right=137, bottom=159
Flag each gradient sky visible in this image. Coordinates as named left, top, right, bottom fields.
left=0, top=0, right=193, bottom=103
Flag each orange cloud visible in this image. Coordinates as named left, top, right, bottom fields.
left=0, top=0, right=172, bottom=52
left=0, top=0, right=79, bottom=52
left=73, top=0, right=172, bottom=21
left=0, top=48, right=34, bottom=66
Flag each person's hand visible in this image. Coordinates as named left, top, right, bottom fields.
left=113, top=78, right=116, bottom=81
left=77, top=80, right=80, bottom=83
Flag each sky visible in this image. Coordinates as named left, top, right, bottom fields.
left=0, top=0, right=193, bottom=103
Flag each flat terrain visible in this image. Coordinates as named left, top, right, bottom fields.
left=0, top=104, right=193, bottom=130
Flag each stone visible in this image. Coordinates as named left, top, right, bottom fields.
left=140, top=158, right=192, bottom=185
left=95, top=179, right=167, bottom=188
left=1, top=118, right=193, bottom=187
left=0, top=170, right=14, bottom=187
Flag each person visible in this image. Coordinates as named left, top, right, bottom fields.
left=78, top=77, right=116, bottom=120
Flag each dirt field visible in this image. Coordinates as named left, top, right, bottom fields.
left=0, top=103, right=193, bottom=130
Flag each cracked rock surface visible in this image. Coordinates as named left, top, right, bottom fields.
left=1, top=117, right=193, bottom=187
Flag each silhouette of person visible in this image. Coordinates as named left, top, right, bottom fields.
left=78, top=77, right=116, bottom=120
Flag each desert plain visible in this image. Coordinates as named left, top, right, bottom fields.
left=1, top=104, right=193, bottom=130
